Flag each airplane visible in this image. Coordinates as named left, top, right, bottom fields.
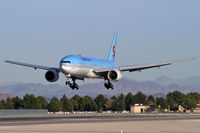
left=5, top=32, right=195, bottom=90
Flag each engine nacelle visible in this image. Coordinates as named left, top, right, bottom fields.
left=107, top=69, right=122, bottom=82
left=45, top=70, right=59, bottom=82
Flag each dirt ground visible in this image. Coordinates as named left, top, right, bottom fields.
left=0, top=119, right=200, bottom=133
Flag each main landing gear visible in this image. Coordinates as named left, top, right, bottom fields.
left=104, top=80, right=114, bottom=89
left=66, top=79, right=79, bottom=90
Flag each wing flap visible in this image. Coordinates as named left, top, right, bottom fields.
left=120, top=62, right=171, bottom=72
left=5, top=60, right=60, bottom=72
left=119, top=57, right=195, bottom=72
left=93, top=58, right=195, bottom=74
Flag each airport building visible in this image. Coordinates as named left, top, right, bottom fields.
left=130, top=104, right=156, bottom=113
left=177, top=104, right=200, bottom=113
left=178, top=105, right=186, bottom=112
left=193, top=104, right=200, bottom=113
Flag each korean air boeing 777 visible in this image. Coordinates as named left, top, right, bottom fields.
left=5, top=32, right=195, bottom=90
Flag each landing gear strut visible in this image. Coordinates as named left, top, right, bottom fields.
left=104, top=80, right=114, bottom=89
left=66, top=79, right=79, bottom=90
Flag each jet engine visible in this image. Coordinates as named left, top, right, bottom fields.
left=107, top=69, right=122, bottom=82
left=45, top=70, right=59, bottom=82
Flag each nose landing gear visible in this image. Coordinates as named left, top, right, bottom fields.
left=66, top=79, right=79, bottom=90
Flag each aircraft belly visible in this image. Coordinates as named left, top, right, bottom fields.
left=61, top=64, right=103, bottom=79
left=73, top=68, right=89, bottom=77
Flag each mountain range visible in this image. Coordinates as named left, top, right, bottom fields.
left=0, top=76, right=200, bottom=99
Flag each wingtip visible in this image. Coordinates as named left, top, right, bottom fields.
left=5, top=60, right=15, bottom=64
left=189, top=57, right=196, bottom=61
left=172, top=57, right=196, bottom=63
left=193, top=57, right=197, bottom=60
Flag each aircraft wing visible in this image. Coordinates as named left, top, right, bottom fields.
left=5, top=60, right=60, bottom=72
left=93, top=58, right=195, bottom=74
left=119, top=58, right=195, bottom=72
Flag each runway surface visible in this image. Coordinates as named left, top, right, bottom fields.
left=0, top=113, right=200, bottom=133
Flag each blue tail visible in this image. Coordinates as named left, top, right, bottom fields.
left=108, top=32, right=118, bottom=62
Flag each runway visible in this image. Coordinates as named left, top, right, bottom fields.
left=0, top=113, right=200, bottom=133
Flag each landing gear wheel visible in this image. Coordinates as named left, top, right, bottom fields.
left=66, top=81, right=70, bottom=85
left=69, top=84, right=75, bottom=90
left=72, top=82, right=79, bottom=90
left=104, top=81, right=114, bottom=89
left=66, top=80, right=79, bottom=90
left=104, top=83, right=109, bottom=89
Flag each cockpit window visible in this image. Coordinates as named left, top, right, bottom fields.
left=61, top=61, right=71, bottom=63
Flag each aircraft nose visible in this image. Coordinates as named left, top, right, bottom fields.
left=60, top=64, right=66, bottom=72
left=60, top=63, right=71, bottom=74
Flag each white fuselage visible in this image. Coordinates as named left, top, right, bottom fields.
left=60, top=64, right=104, bottom=79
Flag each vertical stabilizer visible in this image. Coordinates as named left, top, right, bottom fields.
left=108, top=32, right=118, bottom=62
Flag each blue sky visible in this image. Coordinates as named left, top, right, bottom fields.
left=0, top=0, right=199, bottom=84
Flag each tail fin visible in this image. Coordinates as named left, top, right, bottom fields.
left=108, top=32, right=118, bottom=62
